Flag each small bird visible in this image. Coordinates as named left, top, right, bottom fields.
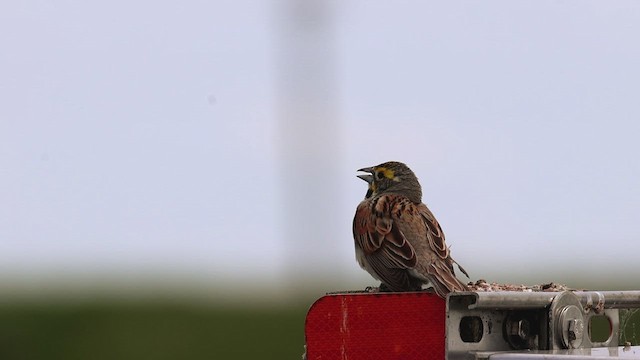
left=352, top=161, right=468, bottom=297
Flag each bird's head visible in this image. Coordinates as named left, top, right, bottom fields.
left=357, top=161, right=422, bottom=203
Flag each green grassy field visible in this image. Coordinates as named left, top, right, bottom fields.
left=0, top=301, right=308, bottom=360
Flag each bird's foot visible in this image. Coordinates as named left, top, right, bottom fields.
left=363, top=284, right=393, bottom=292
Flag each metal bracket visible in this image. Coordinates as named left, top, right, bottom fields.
left=446, top=291, right=640, bottom=360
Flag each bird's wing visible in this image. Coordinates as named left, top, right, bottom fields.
left=417, top=203, right=468, bottom=294
left=416, top=204, right=450, bottom=260
left=353, top=194, right=417, bottom=290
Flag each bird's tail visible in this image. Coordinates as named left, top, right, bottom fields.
left=453, top=258, right=469, bottom=278
left=428, top=260, right=468, bottom=298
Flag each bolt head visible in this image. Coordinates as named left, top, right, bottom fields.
left=568, top=318, right=584, bottom=343
left=508, top=319, right=530, bottom=340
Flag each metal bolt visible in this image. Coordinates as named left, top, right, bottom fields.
left=517, top=319, right=529, bottom=340
left=567, top=318, right=584, bottom=348
left=558, top=304, right=584, bottom=349
left=508, top=319, right=530, bottom=340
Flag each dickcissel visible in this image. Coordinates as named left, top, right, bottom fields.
left=352, top=161, right=468, bottom=297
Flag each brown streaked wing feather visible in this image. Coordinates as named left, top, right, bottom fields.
left=353, top=202, right=383, bottom=253
left=417, top=204, right=450, bottom=260
left=352, top=195, right=417, bottom=290
left=416, top=203, right=469, bottom=296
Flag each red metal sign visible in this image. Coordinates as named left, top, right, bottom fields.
left=305, top=292, right=446, bottom=360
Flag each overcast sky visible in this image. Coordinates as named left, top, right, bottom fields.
left=2, top=1, right=640, bottom=293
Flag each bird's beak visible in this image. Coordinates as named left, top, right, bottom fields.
left=357, top=174, right=373, bottom=184
left=357, top=167, right=374, bottom=184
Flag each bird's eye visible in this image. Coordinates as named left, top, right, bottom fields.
left=375, top=171, right=385, bottom=180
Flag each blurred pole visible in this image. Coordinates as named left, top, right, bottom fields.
left=276, top=0, right=344, bottom=291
